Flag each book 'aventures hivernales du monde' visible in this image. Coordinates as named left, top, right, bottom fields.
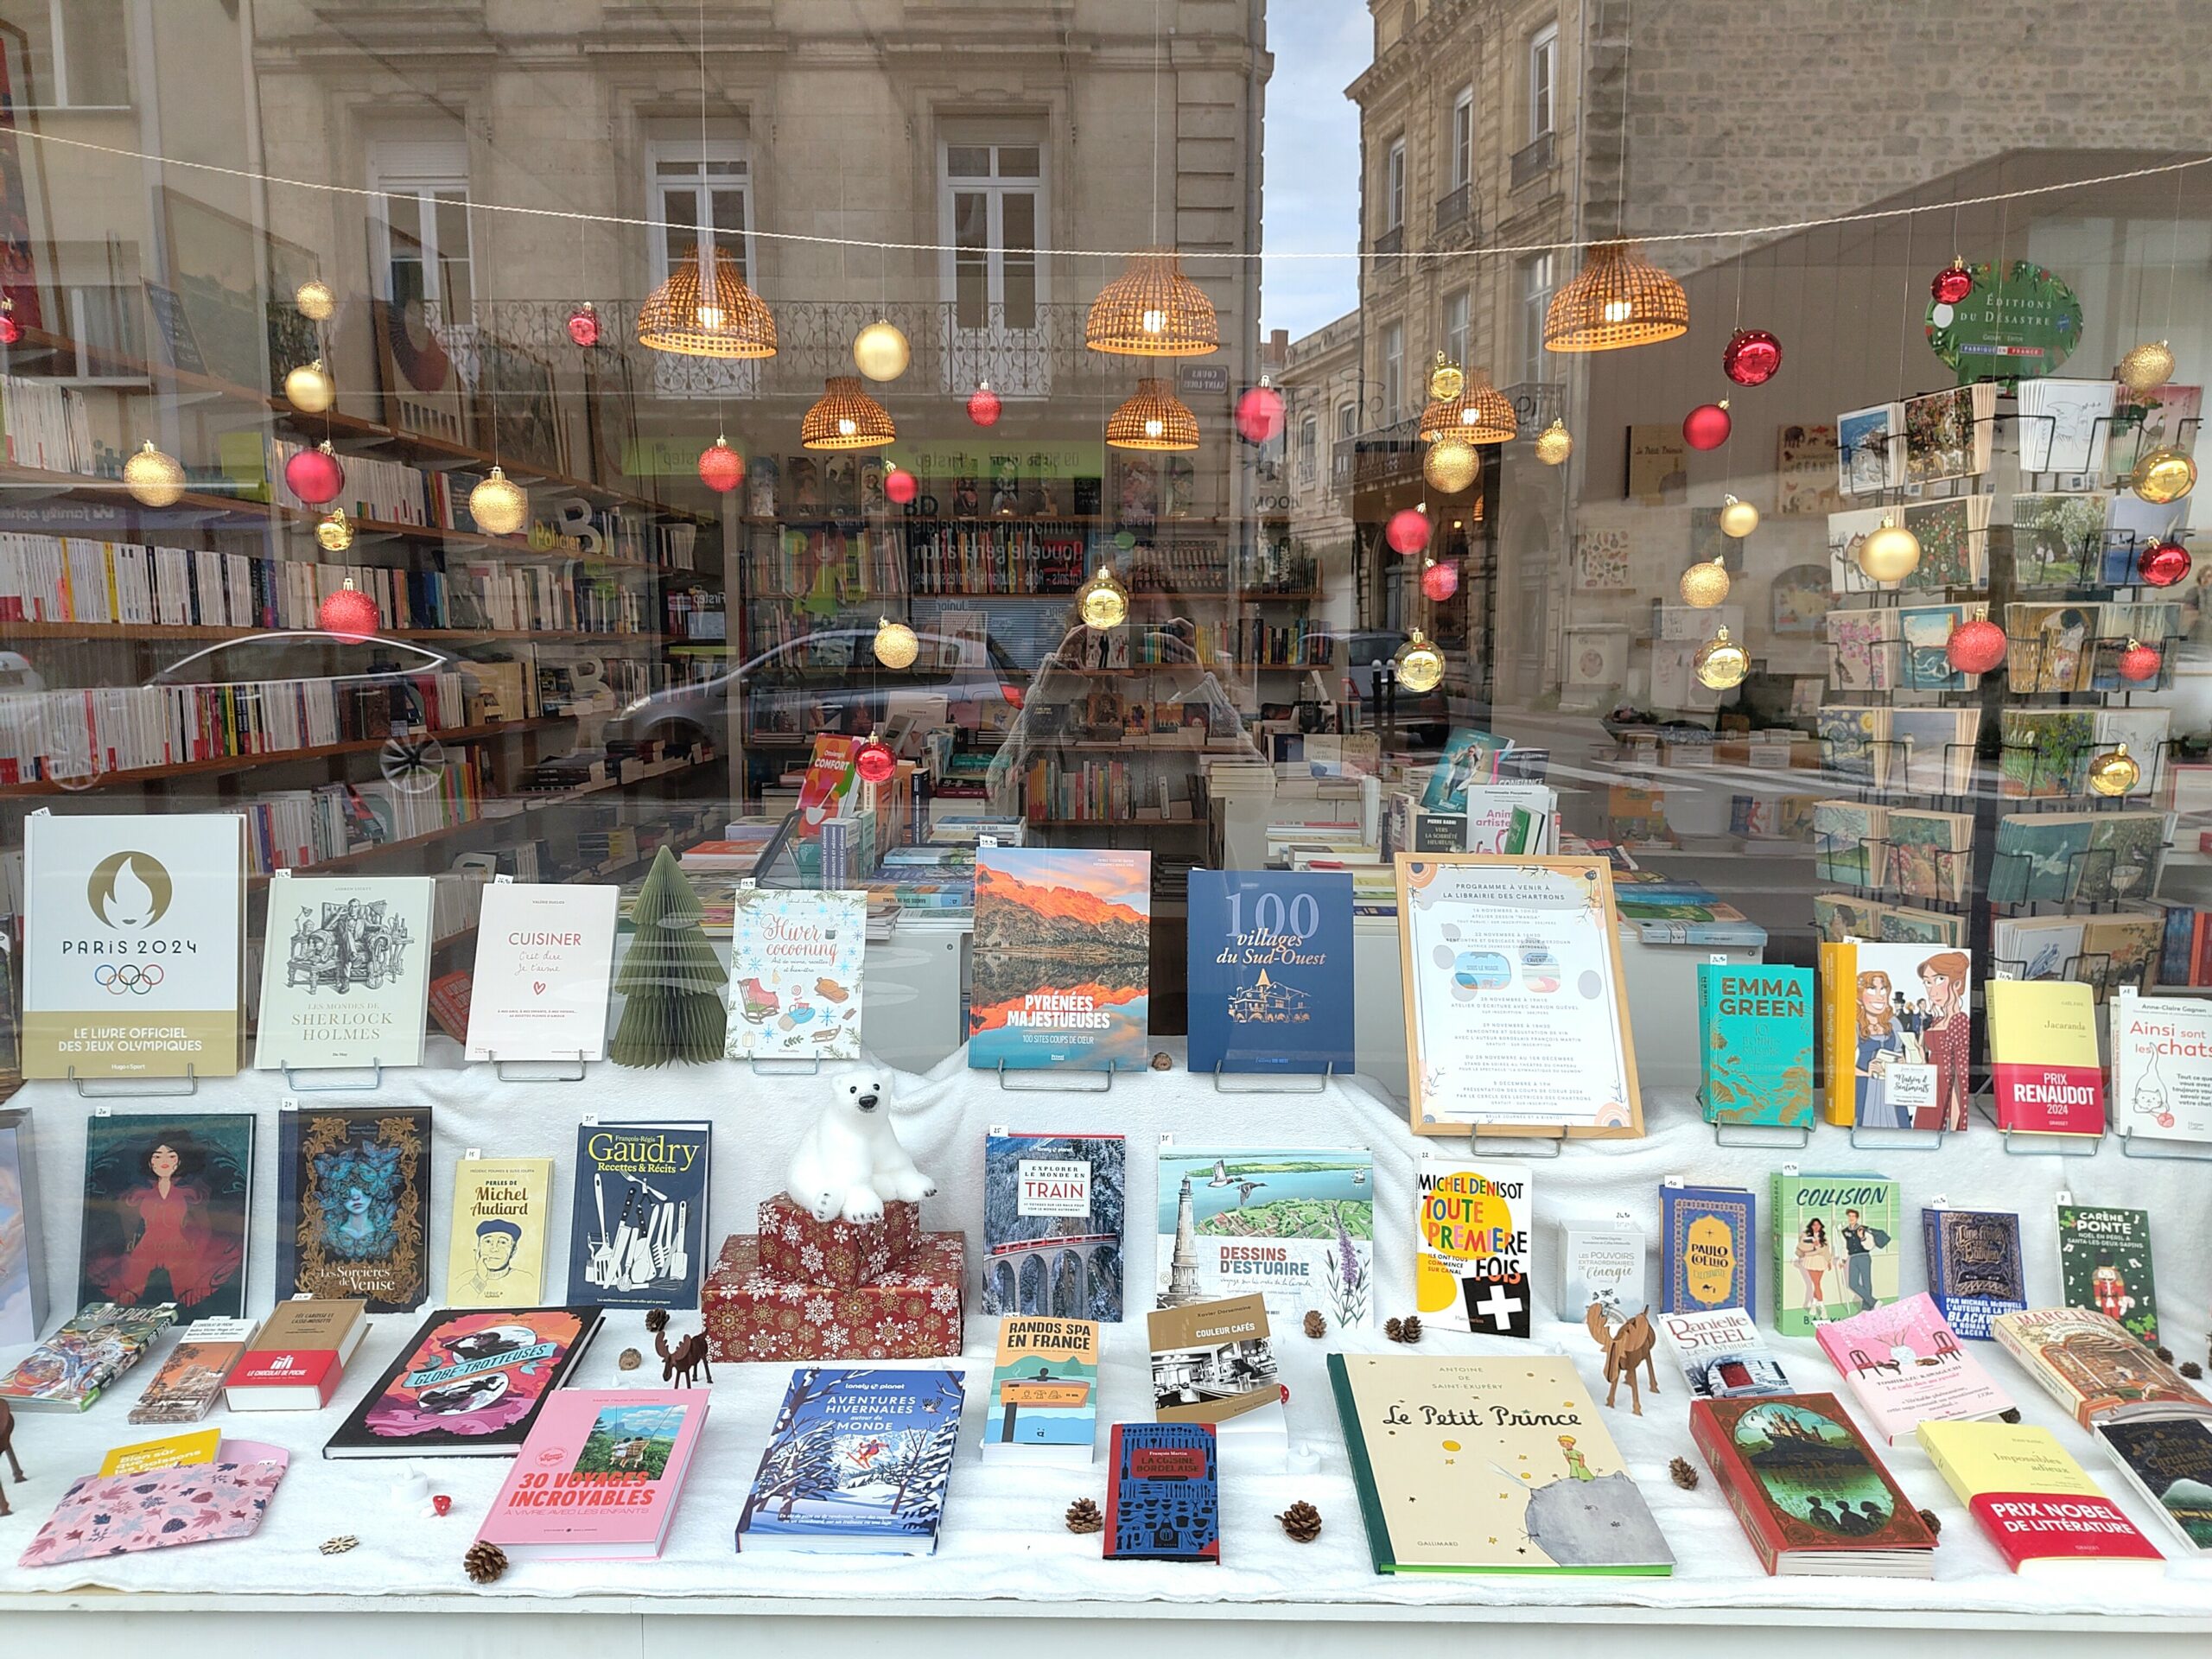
left=736, top=1368, right=966, bottom=1554
left=1154, top=1144, right=1373, bottom=1332
left=969, top=848, right=1151, bottom=1071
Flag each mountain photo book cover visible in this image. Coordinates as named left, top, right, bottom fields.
left=968, top=848, right=1151, bottom=1072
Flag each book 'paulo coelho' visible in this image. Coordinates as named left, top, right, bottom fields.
left=1185, top=871, right=1353, bottom=1075
left=970, top=849, right=1150, bottom=1071
left=1660, top=1182, right=1754, bottom=1316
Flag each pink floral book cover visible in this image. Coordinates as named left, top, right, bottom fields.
left=1814, top=1291, right=2016, bottom=1444
left=16, top=1458, right=286, bottom=1567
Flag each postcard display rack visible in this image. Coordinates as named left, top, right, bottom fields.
left=1818, top=380, right=2193, bottom=1154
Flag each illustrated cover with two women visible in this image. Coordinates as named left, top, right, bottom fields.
left=1818, top=941, right=1973, bottom=1133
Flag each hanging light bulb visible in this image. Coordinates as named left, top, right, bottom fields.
left=468, top=464, right=529, bottom=537
left=295, top=278, right=337, bottom=321
left=1424, top=434, right=1479, bottom=493
left=1534, top=419, right=1573, bottom=466
left=1679, top=557, right=1732, bottom=607
left=1694, top=626, right=1750, bottom=690
left=1078, top=565, right=1131, bottom=631
left=1856, top=516, right=1922, bottom=583
left=852, top=319, right=912, bottom=382
left=802, top=377, right=897, bottom=450
left=874, top=616, right=920, bottom=669
left=314, top=508, right=354, bottom=554
left=2088, top=744, right=2142, bottom=798
left=1544, top=240, right=1689, bottom=351
left=637, top=243, right=777, bottom=359
left=1394, top=629, right=1446, bottom=693
left=1085, top=249, right=1219, bottom=357
left=122, top=440, right=187, bottom=507
left=1718, top=495, right=1760, bottom=538
left=284, top=358, right=336, bottom=415
left=1106, top=379, right=1198, bottom=451
left=2133, top=447, right=2197, bottom=505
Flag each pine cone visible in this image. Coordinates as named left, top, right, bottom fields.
left=1916, top=1508, right=1942, bottom=1538
left=1669, top=1456, right=1699, bottom=1491
left=2183, top=1360, right=2203, bottom=1380
left=2157, top=1345, right=2174, bottom=1363
left=464, top=1541, right=509, bottom=1584
left=1385, top=1314, right=1422, bottom=1344
left=644, top=1308, right=671, bottom=1336
left=1303, top=1309, right=1327, bottom=1339
left=1065, top=1497, right=1103, bottom=1535
left=617, top=1348, right=643, bottom=1372
left=1277, top=1500, right=1323, bottom=1543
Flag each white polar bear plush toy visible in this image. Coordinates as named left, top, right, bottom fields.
left=785, top=1071, right=938, bottom=1224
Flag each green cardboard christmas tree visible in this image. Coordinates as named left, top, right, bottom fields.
left=609, top=845, right=728, bottom=1065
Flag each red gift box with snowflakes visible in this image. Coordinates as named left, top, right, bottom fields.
left=754, top=1193, right=921, bottom=1288
left=703, top=1231, right=965, bottom=1362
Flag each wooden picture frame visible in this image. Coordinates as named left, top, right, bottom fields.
left=1395, top=854, right=1643, bottom=1140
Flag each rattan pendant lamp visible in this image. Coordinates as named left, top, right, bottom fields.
left=1543, top=239, right=1689, bottom=352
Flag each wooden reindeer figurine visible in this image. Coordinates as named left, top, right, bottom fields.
left=644, top=1307, right=713, bottom=1389
left=1585, top=1299, right=1660, bottom=1415
left=0, top=1400, right=22, bottom=1517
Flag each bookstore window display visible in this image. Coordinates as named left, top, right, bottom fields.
left=5, top=3, right=2212, bottom=1651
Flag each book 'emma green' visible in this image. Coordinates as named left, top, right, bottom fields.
left=1771, top=1173, right=1898, bottom=1338
left=1329, top=1353, right=1672, bottom=1576
left=1694, top=963, right=1813, bottom=1128
left=736, top=1368, right=966, bottom=1555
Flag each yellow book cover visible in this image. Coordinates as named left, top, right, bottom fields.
left=1917, top=1419, right=2163, bottom=1571
left=1986, top=981, right=2104, bottom=1135
left=99, top=1427, right=221, bottom=1477
left=443, top=1155, right=554, bottom=1306
left=1819, top=940, right=1854, bottom=1125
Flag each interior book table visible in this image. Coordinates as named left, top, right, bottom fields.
left=3, top=1043, right=2210, bottom=1653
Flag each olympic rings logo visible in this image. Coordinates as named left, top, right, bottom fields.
left=93, top=963, right=165, bottom=995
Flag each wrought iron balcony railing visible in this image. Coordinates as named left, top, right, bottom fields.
left=1510, top=130, right=1556, bottom=192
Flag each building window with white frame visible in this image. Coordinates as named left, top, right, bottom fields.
left=650, top=140, right=755, bottom=294
left=1384, top=137, right=1407, bottom=232
left=1450, top=86, right=1474, bottom=189
left=1519, top=251, right=1556, bottom=385
left=1443, top=287, right=1471, bottom=374
left=370, top=140, right=474, bottom=320
left=1382, top=321, right=1404, bottom=418
left=1299, top=415, right=1319, bottom=481
left=1529, top=23, right=1559, bottom=141
left=19, top=0, right=130, bottom=109
left=942, top=139, right=1046, bottom=333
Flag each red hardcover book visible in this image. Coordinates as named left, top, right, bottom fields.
left=1690, top=1392, right=1938, bottom=1577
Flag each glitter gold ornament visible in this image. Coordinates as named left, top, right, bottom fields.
left=284, top=359, right=335, bottom=415
left=2120, top=339, right=2176, bottom=393
left=315, top=508, right=354, bottom=553
left=1427, top=353, right=1465, bottom=403
left=1078, top=565, right=1130, bottom=631
left=873, top=616, right=919, bottom=669
left=1694, top=626, right=1750, bottom=690
left=1857, top=516, right=1922, bottom=583
left=1718, top=495, right=1760, bottom=538
left=2133, top=446, right=2197, bottom=505
left=1423, top=433, right=1478, bottom=493
left=2088, top=744, right=2141, bottom=798
left=852, top=318, right=911, bottom=382
left=295, top=278, right=337, bottom=321
left=123, top=440, right=187, bottom=507
left=1394, top=629, right=1445, bottom=693
left=1534, top=418, right=1573, bottom=466
left=468, top=465, right=528, bottom=537
left=1678, top=556, right=1731, bottom=607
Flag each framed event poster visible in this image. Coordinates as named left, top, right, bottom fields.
left=1395, top=855, right=1643, bottom=1140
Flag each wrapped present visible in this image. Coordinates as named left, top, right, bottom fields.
left=753, top=1192, right=921, bottom=1288
left=704, top=1232, right=964, bottom=1363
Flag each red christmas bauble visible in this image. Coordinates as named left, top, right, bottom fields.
left=284, top=444, right=345, bottom=506
left=1421, top=560, right=1459, bottom=601
left=1930, top=260, right=1974, bottom=305
left=316, top=582, right=379, bottom=642
left=698, top=439, right=745, bottom=493
left=2140, top=537, right=2193, bottom=588
left=855, top=740, right=897, bottom=785
left=1235, top=383, right=1286, bottom=445
left=1682, top=402, right=1732, bottom=450
left=1945, top=616, right=2007, bottom=676
left=1721, top=329, right=1782, bottom=386
left=884, top=467, right=919, bottom=505
left=0, top=308, right=20, bottom=346
left=966, top=383, right=1001, bottom=427
left=2119, top=641, right=2164, bottom=683
left=565, top=302, right=601, bottom=348
left=1384, top=508, right=1431, bottom=556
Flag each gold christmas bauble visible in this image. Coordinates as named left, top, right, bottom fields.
left=284, top=359, right=335, bottom=415
left=295, top=279, right=336, bottom=321
left=1078, top=566, right=1130, bottom=631
left=852, top=319, right=912, bottom=383
left=1533, top=418, right=1573, bottom=466
left=1679, top=557, right=1731, bottom=607
left=2088, top=743, right=2141, bottom=798
left=1694, top=626, right=1749, bottom=690
left=2120, top=339, right=2176, bottom=393
left=1427, top=353, right=1465, bottom=402
left=873, top=616, right=919, bottom=669
left=1857, top=518, right=1922, bottom=583
left=315, top=508, right=354, bottom=553
left=123, top=439, right=187, bottom=507
left=468, top=464, right=529, bottom=537
left=1394, top=628, right=1446, bottom=693
left=1423, top=433, right=1478, bottom=493
left=1718, top=494, right=1760, bottom=538
left=2133, top=446, right=2197, bottom=505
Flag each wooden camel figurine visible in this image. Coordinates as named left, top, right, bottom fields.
left=0, top=1400, right=22, bottom=1517
left=644, top=1307, right=713, bottom=1389
left=1584, top=1300, right=1660, bottom=1415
